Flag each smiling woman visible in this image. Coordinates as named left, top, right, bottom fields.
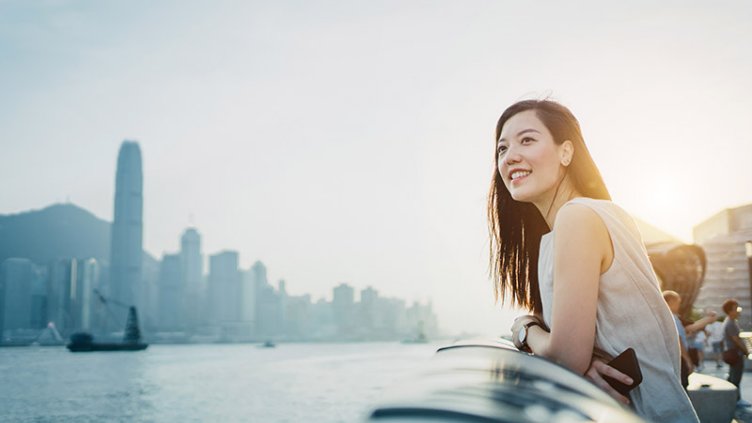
left=487, top=99, right=700, bottom=423
left=488, top=101, right=610, bottom=315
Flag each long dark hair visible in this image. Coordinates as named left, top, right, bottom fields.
left=487, top=99, right=611, bottom=314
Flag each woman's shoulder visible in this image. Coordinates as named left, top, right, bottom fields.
left=553, top=201, right=612, bottom=244
left=564, top=197, right=632, bottom=220
left=561, top=197, right=640, bottom=238
left=565, top=197, right=620, bottom=209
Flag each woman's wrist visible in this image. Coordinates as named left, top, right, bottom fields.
left=512, top=315, right=547, bottom=353
left=525, top=324, right=549, bottom=355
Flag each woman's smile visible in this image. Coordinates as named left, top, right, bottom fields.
left=510, top=169, right=532, bottom=186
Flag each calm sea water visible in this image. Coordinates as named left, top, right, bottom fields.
left=0, top=342, right=442, bottom=423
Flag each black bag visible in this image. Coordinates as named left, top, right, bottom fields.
left=723, top=349, right=740, bottom=365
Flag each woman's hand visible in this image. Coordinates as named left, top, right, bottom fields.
left=585, top=358, right=632, bottom=405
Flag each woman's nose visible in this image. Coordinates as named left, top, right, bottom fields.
left=505, top=148, right=522, bottom=165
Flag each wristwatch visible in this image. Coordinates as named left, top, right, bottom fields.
left=515, top=321, right=540, bottom=352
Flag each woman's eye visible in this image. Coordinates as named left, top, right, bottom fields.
left=521, top=137, right=535, bottom=144
left=497, top=145, right=507, bottom=155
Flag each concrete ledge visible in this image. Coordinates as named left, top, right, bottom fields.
left=687, top=373, right=737, bottom=423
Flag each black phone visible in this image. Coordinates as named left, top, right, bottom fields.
left=602, top=348, right=643, bottom=397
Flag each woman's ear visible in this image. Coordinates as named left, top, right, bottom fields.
left=561, top=140, right=574, bottom=166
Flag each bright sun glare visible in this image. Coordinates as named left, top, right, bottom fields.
left=638, top=176, right=692, bottom=241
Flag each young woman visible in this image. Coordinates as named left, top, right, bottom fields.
left=488, top=99, right=699, bottom=422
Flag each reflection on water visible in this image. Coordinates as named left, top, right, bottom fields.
left=0, top=342, right=439, bottom=422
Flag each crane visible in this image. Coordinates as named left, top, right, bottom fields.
left=93, top=289, right=142, bottom=343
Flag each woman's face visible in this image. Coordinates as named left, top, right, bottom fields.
left=497, top=110, right=568, bottom=203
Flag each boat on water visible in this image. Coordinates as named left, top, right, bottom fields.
left=67, top=332, right=148, bottom=352
left=67, top=302, right=148, bottom=352
left=260, top=340, right=276, bottom=348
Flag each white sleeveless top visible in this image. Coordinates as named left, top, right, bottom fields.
left=538, top=197, right=699, bottom=423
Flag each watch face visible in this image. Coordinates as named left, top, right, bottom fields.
left=517, top=327, right=526, bottom=345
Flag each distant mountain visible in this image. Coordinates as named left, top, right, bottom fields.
left=0, top=203, right=157, bottom=267
left=0, top=203, right=111, bottom=265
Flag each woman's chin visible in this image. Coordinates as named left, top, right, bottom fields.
left=510, top=191, right=535, bottom=203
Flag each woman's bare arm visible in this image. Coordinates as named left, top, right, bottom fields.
left=525, top=204, right=611, bottom=374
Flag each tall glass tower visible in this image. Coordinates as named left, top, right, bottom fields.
left=109, top=141, right=143, bottom=312
left=181, top=228, right=203, bottom=330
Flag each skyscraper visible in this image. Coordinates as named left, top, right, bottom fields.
left=249, top=261, right=281, bottom=337
left=180, top=228, right=203, bottom=330
left=208, top=251, right=240, bottom=324
left=78, top=258, right=100, bottom=332
left=47, top=258, right=75, bottom=335
left=158, top=253, right=182, bottom=330
left=109, top=141, right=144, bottom=318
left=0, top=258, right=34, bottom=339
left=332, top=283, right=355, bottom=337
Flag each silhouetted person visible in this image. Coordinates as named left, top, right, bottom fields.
left=722, top=299, right=750, bottom=408
left=662, top=291, right=715, bottom=389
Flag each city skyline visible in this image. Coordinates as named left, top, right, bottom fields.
left=0, top=138, right=441, bottom=342
left=0, top=247, right=439, bottom=344
left=2, top=1, right=752, bottom=335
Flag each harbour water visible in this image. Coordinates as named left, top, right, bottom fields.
left=0, top=342, right=442, bottom=422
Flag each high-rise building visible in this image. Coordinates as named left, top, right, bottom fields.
left=208, top=251, right=241, bottom=324
left=47, top=258, right=74, bottom=335
left=250, top=261, right=281, bottom=338
left=158, top=253, right=183, bottom=330
left=109, top=141, right=143, bottom=317
left=0, top=258, right=34, bottom=339
left=333, top=283, right=354, bottom=309
left=332, top=283, right=355, bottom=337
left=180, top=228, right=203, bottom=330
left=359, top=286, right=379, bottom=334
left=47, top=258, right=101, bottom=335
left=29, top=263, right=48, bottom=330
left=693, top=203, right=752, bottom=327
left=277, top=279, right=287, bottom=329
left=283, top=293, right=312, bottom=339
left=77, top=258, right=100, bottom=332
left=241, top=267, right=257, bottom=327
left=180, top=229, right=202, bottom=287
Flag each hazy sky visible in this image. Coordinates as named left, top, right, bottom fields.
left=2, top=1, right=751, bottom=335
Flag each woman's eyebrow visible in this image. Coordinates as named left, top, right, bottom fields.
left=498, top=128, right=541, bottom=143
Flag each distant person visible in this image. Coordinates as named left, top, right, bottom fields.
left=692, top=329, right=708, bottom=371
left=663, top=291, right=695, bottom=387
left=488, top=99, right=699, bottom=422
left=708, top=319, right=725, bottom=368
left=662, top=291, right=716, bottom=387
left=722, top=299, right=750, bottom=408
